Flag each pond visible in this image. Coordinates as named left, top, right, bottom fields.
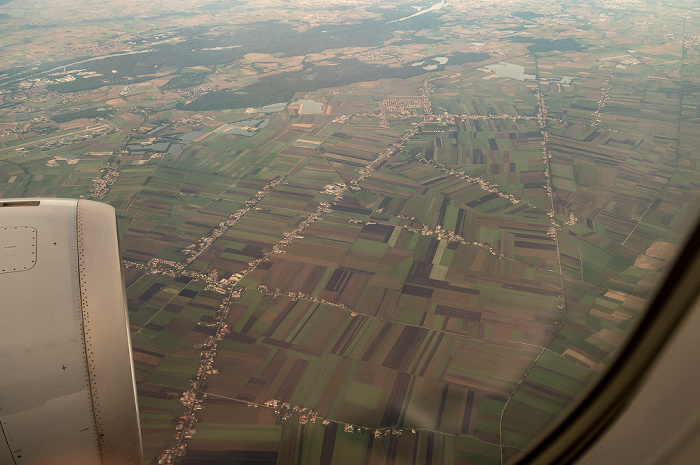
left=486, top=62, right=536, bottom=81
left=291, top=99, right=323, bottom=115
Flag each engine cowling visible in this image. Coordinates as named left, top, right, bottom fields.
left=0, top=198, right=142, bottom=465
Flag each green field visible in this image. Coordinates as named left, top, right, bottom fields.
left=1, top=0, right=699, bottom=463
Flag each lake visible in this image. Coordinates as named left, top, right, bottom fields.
left=486, top=62, right=536, bottom=81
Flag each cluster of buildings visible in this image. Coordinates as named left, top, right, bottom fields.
left=536, top=88, right=549, bottom=130
left=349, top=125, right=422, bottom=189
left=159, top=287, right=239, bottom=463
left=16, top=83, right=55, bottom=103
left=403, top=83, right=565, bottom=257
left=564, top=212, right=578, bottom=226
left=183, top=177, right=284, bottom=264
left=263, top=399, right=322, bottom=424
left=413, top=152, right=526, bottom=206
left=174, top=84, right=217, bottom=99
left=173, top=115, right=206, bottom=128
left=456, top=113, right=538, bottom=122
left=421, top=79, right=434, bottom=118
left=1, top=115, right=49, bottom=136
left=343, top=422, right=404, bottom=438
left=45, top=67, right=105, bottom=84
left=398, top=216, right=505, bottom=260
left=256, top=284, right=349, bottom=310
left=258, top=398, right=407, bottom=438
left=321, top=182, right=346, bottom=201
left=123, top=258, right=236, bottom=295
left=365, top=76, right=441, bottom=128
left=683, top=33, right=700, bottom=49
left=592, top=78, right=612, bottom=126
left=546, top=211, right=562, bottom=239
left=374, top=427, right=403, bottom=438
left=357, top=47, right=393, bottom=62
left=85, top=162, right=120, bottom=199
left=271, top=202, right=332, bottom=254
left=303, top=12, right=342, bottom=24
left=41, top=124, right=114, bottom=151
left=7, top=120, right=113, bottom=155
left=158, top=392, right=203, bottom=462
left=535, top=90, right=562, bottom=241
left=66, top=45, right=110, bottom=55
left=377, top=98, right=423, bottom=127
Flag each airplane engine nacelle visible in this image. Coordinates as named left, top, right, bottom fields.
left=0, top=198, right=142, bottom=465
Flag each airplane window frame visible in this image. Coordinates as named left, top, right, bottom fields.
left=510, top=218, right=700, bottom=464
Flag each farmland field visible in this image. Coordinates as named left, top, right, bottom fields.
left=1, top=0, right=699, bottom=464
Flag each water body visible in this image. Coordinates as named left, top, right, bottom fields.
left=201, top=46, right=242, bottom=51
left=291, top=99, right=323, bottom=115
left=486, top=62, right=536, bottom=81
left=260, top=102, right=288, bottom=113
left=167, top=144, right=183, bottom=154
left=180, top=131, right=205, bottom=142
left=512, top=11, right=544, bottom=21
left=214, top=118, right=270, bottom=136
left=411, top=56, right=449, bottom=71
left=146, top=124, right=169, bottom=135
left=126, top=141, right=170, bottom=152
left=387, top=0, right=447, bottom=24
left=150, top=142, right=170, bottom=152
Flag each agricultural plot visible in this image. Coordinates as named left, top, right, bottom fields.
left=430, top=69, right=538, bottom=116
left=2, top=1, right=700, bottom=464
left=354, top=153, right=557, bottom=270
left=408, top=120, right=547, bottom=200
left=124, top=270, right=225, bottom=459
left=208, top=287, right=543, bottom=435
